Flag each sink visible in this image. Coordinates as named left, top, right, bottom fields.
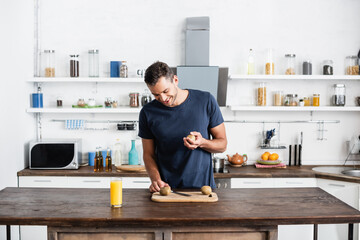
left=342, top=169, right=360, bottom=177
left=312, top=166, right=353, bottom=175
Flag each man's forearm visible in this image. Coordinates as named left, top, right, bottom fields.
left=143, top=155, right=161, bottom=182
left=199, top=138, right=227, bottom=153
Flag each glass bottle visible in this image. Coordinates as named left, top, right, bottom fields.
left=313, top=94, right=320, bottom=106
left=274, top=91, right=283, bottom=106
left=265, top=48, right=274, bottom=75
left=129, top=92, right=140, bottom=107
left=94, top=150, right=99, bottom=172
left=141, top=89, right=152, bottom=106
left=105, top=148, right=112, bottom=172
left=114, top=139, right=122, bottom=167
left=120, top=61, right=128, bottom=78
left=98, top=150, right=104, bottom=172
left=43, top=50, right=55, bottom=77
left=323, top=60, right=333, bottom=75
left=88, top=49, right=99, bottom=77
left=285, top=54, right=296, bottom=75
left=70, top=54, right=80, bottom=77
left=346, top=56, right=359, bottom=75
left=247, top=49, right=255, bottom=75
left=128, top=140, right=139, bottom=165
left=332, top=84, right=346, bottom=106
left=302, top=60, right=312, bottom=75
left=257, top=82, right=266, bottom=106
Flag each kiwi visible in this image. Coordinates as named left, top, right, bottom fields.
left=160, top=186, right=171, bottom=196
left=187, top=134, right=196, bottom=141
left=201, top=186, right=212, bottom=195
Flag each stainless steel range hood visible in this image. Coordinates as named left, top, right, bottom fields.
left=174, top=17, right=228, bottom=106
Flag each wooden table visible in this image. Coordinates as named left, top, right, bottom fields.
left=0, top=187, right=360, bottom=240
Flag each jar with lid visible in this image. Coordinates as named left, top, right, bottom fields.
left=43, top=50, right=55, bottom=77
left=346, top=56, right=359, bottom=75
left=88, top=98, right=96, bottom=107
left=129, top=92, right=139, bottom=107
left=312, top=94, right=320, bottom=106
left=120, top=61, right=128, bottom=78
left=273, top=91, right=283, bottom=106
left=257, top=82, right=266, bottom=106
left=88, top=49, right=99, bottom=77
left=323, top=60, right=333, bottom=75
left=141, top=89, right=152, bottom=106
left=70, top=55, right=80, bottom=77
left=285, top=54, right=296, bottom=75
left=105, top=97, right=112, bottom=108
left=77, top=98, right=85, bottom=107
left=247, top=49, right=255, bottom=75
left=302, top=60, right=312, bottom=75
left=332, top=84, right=346, bottom=106
left=284, top=94, right=298, bottom=106
left=265, top=48, right=274, bottom=75
left=303, top=97, right=310, bottom=106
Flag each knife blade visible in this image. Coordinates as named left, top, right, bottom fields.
left=172, top=191, right=191, bottom=197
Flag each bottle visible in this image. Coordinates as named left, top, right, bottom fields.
left=98, top=151, right=104, bottom=172
left=113, top=139, right=122, bottom=167
left=120, top=61, right=128, bottom=78
left=265, top=48, right=274, bottom=75
left=88, top=49, right=99, bottom=77
left=32, top=86, right=44, bottom=108
left=105, top=148, right=112, bottom=172
left=70, top=54, right=80, bottom=77
left=43, top=50, right=55, bottom=77
left=128, top=140, right=139, bottom=165
left=94, top=150, right=99, bottom=172
left=247, top=49, right=255, bottom=75
left=257, top=82, right=266, bottom=106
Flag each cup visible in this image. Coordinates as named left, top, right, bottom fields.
left=110, top=177, right=123, bottom=208
left=88, top=152, right=95, bottom=166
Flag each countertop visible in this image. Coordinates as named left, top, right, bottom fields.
left=1, top=187, right=360, bottom=227
left=17, top=165, right=360, bottom=184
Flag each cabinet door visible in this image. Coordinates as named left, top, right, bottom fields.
left=123, top=177, right=151, bottom=188
left=231, top=178, right=274, bottom=188
left=317, top=179, right=359, bottom=240
left=273, top=178, right=317, bottom=188
left=67, top=177, right=110, bottom=188
left=18, top=176, right=68, bottom=187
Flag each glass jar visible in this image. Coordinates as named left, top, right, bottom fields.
left=332, top=84, right=346, bottom=106
left=56, top=97, right=63, bottom=107
left=120, top=61, right=128, bottom=78
left=302, top=60, right=312, bottom=75
left=346, top=56, right=359, bottom=75
left=129, top=92, right=139, bottom=107
left=323, top=60, right=333, bottom=75
left=285, top=54, right=296, bottom=75
left=70, top=54, right=80, bottom=77
left=105, top=97, right=112, bottom=108
left=265, top=48, right=274, bottom=75
left=88, top=98, right=96, bottom=107
left=273, top=91, right=283, bottom=106
left=247, top=48, right=255, bottom=75
left=43, top=50, right=55, bottom=77
left=257, top=82, right=266, bottom=106
left=312, top=94, right=320, bottom=106
left=141, top=89, right=152, bottom=106
left=284, top=94, right=298, bottom=106
left=112, top=100, right=118, bottom=108
left=88, top=49, right=99, bottom=77
left=77, top=98, right=85, bottom=107
left=303, top=97, right=310, bottom=106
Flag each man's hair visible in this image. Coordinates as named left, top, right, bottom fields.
left=144, top=61, right=174, bottom=86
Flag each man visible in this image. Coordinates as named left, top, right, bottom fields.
left=138, top=61, right=227, bottom=192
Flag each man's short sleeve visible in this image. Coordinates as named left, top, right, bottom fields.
left=208, top=93, right=224, bottom=129
left=138, top=109, right=154, bottom=139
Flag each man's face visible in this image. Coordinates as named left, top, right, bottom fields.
left=148, top=76, right=179, bottom=107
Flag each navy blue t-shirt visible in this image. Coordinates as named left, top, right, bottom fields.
left=138, top=89, right=224, bottom=189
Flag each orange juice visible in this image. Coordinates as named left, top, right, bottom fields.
left=110, top=178, right=122, bottom=208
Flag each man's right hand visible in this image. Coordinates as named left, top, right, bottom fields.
left=149, top=179, right=169, bottom=193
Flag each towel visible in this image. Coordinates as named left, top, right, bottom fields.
left=65, top=120, right=85, bottom=130
left=255, top=163, right=286, bottom=168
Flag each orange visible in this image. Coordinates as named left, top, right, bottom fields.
left=261, top=152, right=270, bottom=161
left=269, top=153, right=279, bottom=161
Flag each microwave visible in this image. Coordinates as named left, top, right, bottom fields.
left=29, top=139, right=82, bottom=169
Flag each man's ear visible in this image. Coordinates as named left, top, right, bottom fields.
left=173, top=75, right=179, bottom=85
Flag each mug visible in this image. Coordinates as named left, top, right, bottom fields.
left=137, top=69, right=145, bottom=77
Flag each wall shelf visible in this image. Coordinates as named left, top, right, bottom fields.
left=229, top=75, right=360, bottom=81
left=27, top=107, right=141, bottom=113
left=229, top=106, right=360, bottom=112
left=28, top=77, right=144, bottom=83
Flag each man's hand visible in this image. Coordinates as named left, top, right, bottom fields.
left=183, top=131, right=204, bottom=150
left=149, top=179, right=169, bottom=193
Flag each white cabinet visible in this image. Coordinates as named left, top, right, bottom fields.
left=231, top=178, right=274, bottom=188
left=67, top=177, right=110, bottom=188
left=122, top=177, right=151, bottom=188
left=19, top=176, right=68, bottom=188
left=273, top=178, right=317, bottom=188
left=317, top=179, right=359, bottom=240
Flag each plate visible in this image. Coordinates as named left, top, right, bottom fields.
left=256, top=159, right=282, bottom=165
left=229, top=162, right=247, bottom=168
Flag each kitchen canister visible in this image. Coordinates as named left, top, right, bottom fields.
left=32, top=86, right=43, bottom=108
left=88, top=49, right=99, bottom=77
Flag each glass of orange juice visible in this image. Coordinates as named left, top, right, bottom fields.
left=110, top=177, right=122, bottom=208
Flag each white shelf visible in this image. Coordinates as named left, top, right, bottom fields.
left=26, top=107, right=141, bottom=113
left=230, top=75, right=360, bottom=81
left=28, top=77, right=144, bottom=83
left=229, top=106, right=360, bottom=112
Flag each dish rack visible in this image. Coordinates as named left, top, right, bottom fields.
left=343, top=135, right=360, bottom=166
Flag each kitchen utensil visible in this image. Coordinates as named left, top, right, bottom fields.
left=151, top=191, right=218, bottom=203
left=213, top=156, right=225, bottom=172
left=227, top=153, right=248, bottom=165
left=116, top=165, right=146, bottom=172
left=171, top=191, right=191, bottom=197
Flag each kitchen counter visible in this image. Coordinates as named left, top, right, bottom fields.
left=17, top=165, right=360, bottom=184
left=1, top=187, right=359, bottom=240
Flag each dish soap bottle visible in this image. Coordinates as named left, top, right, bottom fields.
left=113, top=139, right=122, bottom=167
left=247, top=49, right=255, bottom=75
left=128, top=140, right=139, bottom=165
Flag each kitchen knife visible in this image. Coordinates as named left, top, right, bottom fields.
left=172, top=191, right=191, bottom=197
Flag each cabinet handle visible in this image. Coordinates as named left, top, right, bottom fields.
left=328, top=183, right=345, bottom=188
left=285, top=182, right=303, bottom=184
left=132, top=181, right=150, bottom=183
left=34, top=180, right=52, bottom=182
left=243, top=181, right=261, bottom=184
left=83, top=180, right=101, bottom=183
left=224, top=182, right=228, bottom=188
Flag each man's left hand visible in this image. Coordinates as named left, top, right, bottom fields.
left=183, top=131, right=205, bottom=150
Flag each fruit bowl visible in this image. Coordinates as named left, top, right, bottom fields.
left=256, top=159, right=282, bottom=165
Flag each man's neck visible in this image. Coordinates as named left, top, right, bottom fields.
left=173, top=88, right=189, bottom=107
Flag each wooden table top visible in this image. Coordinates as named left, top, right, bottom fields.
left=1, top=187, right=360, bottom=227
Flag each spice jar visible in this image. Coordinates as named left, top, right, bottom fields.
left=56, top=97, right=63, bottom=107
left=265, top=49, right=274, bottom=75
left=120, top=61, right=128, bottom=78
left=257, top=82, right=266, bottom=106
left=43, top=50, right=55, bottom=77
left=88, top=49, right=99, bottom=77
left=273, top=91, right=283, bottom=106
left=346, top=56, right=359, bottom=75
left=285, top=54, right=296, bottom=75
left=284, top=94, right=298, bottom=106
left=323, top=60, right=333, bottom=75
left=332, top=84, right=346, bottom=106
left=129, top=93, right=139, bottom=107
left=77, top=98, right=85, bottom=107
left=105, top=97, right=112, bottom=108
left=88, top=98, right=96, bottom=107
left=302, top=60, right=312, bottom=75
left=70, top=55, right=80, bottom=77
left=303, top=97, right=310, bottom=106
left=112, top=100, right=118, bottom=108
left=312, top=94, right=320, bottom=106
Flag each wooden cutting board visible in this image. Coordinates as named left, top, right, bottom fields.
left=151, top=191, right=218, bottom=203
left=116, top=165, right=146, bottom=172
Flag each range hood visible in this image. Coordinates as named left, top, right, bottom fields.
left=173, top=17, right=228, bottom=106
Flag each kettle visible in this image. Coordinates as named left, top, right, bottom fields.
left=227, top=153, right=248, bottom=165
